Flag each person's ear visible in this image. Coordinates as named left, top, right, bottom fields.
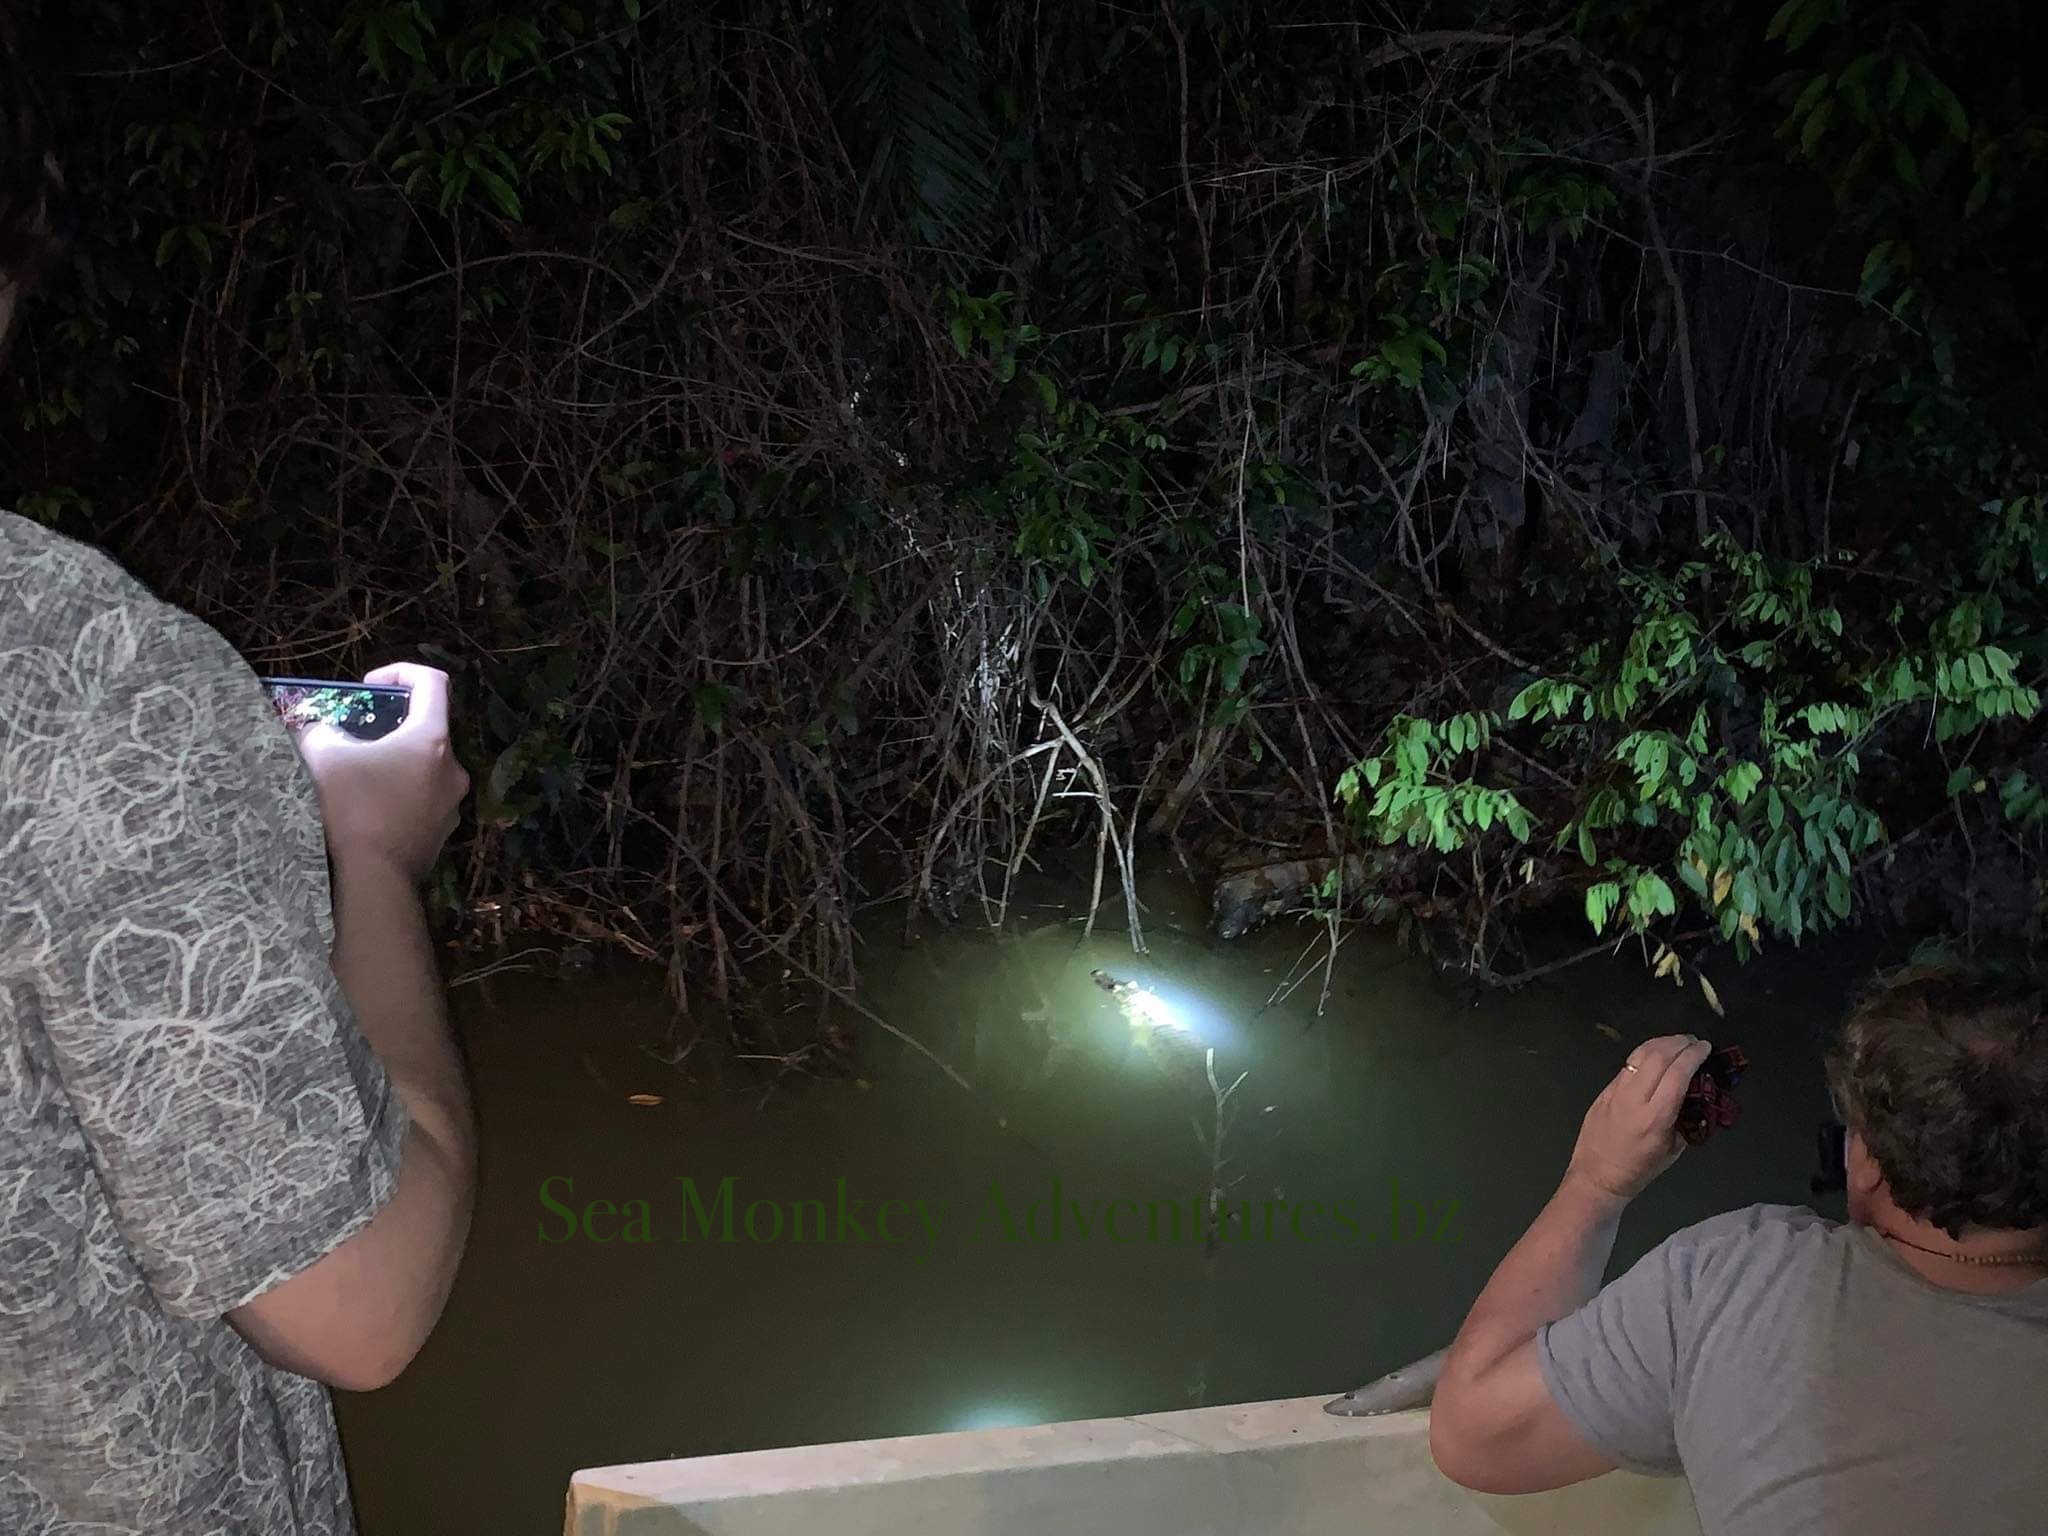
left=1846, top=1129, right=1885, bottom=1195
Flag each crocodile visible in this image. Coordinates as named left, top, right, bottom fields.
left=1090, top=968, right=1139, bottom=999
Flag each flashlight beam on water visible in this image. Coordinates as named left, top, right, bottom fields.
left=1127, top=987, right=1188, bottom=1032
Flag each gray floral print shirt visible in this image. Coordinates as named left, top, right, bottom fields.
left=0, top=512, right=407, bottom=1534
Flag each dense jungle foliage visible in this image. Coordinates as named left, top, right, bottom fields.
left=4, top=0, right=2045, bottom=1043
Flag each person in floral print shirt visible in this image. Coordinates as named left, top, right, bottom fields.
left=3, top=41, right=475, bottom=1535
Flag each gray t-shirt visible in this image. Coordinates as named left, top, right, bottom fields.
left=1538, top=1201, right=2048, bottom=1534
left=0, top=512, right=407, bottom=1534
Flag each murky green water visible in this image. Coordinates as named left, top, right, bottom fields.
left=334, top=873, right=1868, bottom=1534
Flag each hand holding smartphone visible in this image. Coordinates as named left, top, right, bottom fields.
left=268, top=664, right=468, bottom=885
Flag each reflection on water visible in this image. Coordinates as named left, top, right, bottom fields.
left=946, top=1399, right=1050, bottom=1432
left=335, top=872, right=1868, bottom=1535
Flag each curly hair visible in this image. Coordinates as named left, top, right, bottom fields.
left=1826, top=966, right=2048, bottom=1237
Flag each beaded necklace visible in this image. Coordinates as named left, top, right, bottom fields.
left=1876, top=1227, right=2048, bottom=1268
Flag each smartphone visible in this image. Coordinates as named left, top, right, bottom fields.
left=260, top=676, right=411, bottom=741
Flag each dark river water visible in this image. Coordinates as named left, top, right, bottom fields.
left=333, top=872, right=1871, bottom=1534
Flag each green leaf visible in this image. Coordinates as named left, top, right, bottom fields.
left=1886, top=56, right=1910, bottom=108
left=1678, top=858, right=1709, bottom=900
left=1765, top=0, right=1798, bottom=39
left=1923, top=74, right=1970, bottom=140
left=1720, top=761, right=1763, bottom=805
left=1788, top=71, right=1831, bottom=121
left=1783, top=0, right=1830, bottom=51
left=2000, top=771, right=2047, bottom=825
left=1628, top=871, right=1677, bottom=923
left=1732, top=869, right=1760, bottom=917
left=478, top=742, right=537, bottom=828
left=1841, top=55, right=1874, bottom=124
left=1859, top=240, right=1896, bottom=300
left=1800, top=99, right=1834, bottom=156
left=1891, top=140, right=1919, bottom=188
left=1585, top=881, right=1622, bottom=934
left=475, top=167, right=523, bottom=220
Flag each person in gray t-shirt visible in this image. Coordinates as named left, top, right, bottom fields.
left=1429, top=968, right=2048, bottom=1534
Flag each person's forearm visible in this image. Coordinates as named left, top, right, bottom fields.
left=330, top=853, right=473, bottom=1165
left=231, top=853, right=476, bottom=1390
left=1442, top=1169, right=1629, bottom=1383
left=327, top=852, right=475, bottom=1327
